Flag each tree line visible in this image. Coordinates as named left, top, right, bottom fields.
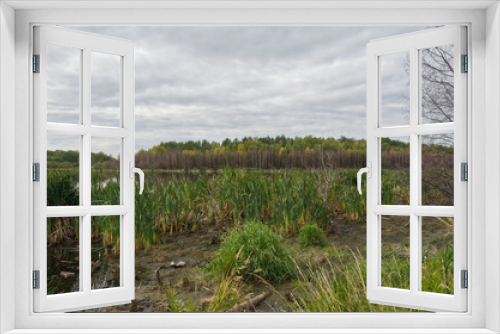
left=47, top=150, right=119, bottom=169
left=47, top=136, right=452, bottom=170
left=148, top=135, right=367, bottom=154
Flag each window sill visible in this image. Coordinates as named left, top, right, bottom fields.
left=3, top=329, right=498, bottom=334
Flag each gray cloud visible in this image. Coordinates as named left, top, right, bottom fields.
left=49, top=26, right=428, bottom=152
left=47, top=44, right=81, bottom=124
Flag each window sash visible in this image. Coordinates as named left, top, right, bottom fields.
left=33, top=25, right=136, bottom=313
left=366, top=26, right=467, bottom=312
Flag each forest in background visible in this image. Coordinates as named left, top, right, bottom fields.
left=47, top=135, right=451, bottom=170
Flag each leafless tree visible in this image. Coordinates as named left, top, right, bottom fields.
left=420, top=45, right=455, bottom=206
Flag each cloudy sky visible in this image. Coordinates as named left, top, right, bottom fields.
left=47, top=26, right=426, bottom=154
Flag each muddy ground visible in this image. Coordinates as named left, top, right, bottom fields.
left=48, top=215, right=451, bottom=313
left=81, top=219, right=366, bottom=313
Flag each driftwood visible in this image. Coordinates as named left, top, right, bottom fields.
left=227, top=292, right=270, bottom=312
left=155, top=265, right=168, bottom=285
left=156, top=261, right=188, bottom=285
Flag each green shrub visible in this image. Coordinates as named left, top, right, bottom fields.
left=208, top=221, right=294, bottom=282
left=299, top=224, right=327, bottom=247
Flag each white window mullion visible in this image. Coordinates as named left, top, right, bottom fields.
left=413, top=123, right=454, bottom=135
left=409, top=46, right=420, bottom=295
left=80, top=215, right=90, bottom=293
left=366, top=45, right=380, bottom=298
left=81, top=47, right=92, bottom=295
left=373, top=206, right=455, bottom=217
left=372, top=126, right=411, bottom=138
left=121, top=50, right=135, bottom=297
left=46, top=123, right=89, bottom=135
left=416, top=48, right=424, bottom=294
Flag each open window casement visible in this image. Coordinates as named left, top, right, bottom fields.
left=363, top=26, right=467, bottom=312
left=33, top=26, right=140, bottom=312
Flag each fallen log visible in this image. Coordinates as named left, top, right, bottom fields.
left=227, top=292, right=270, bottom=312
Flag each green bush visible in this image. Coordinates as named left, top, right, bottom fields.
left=299, top=224, right=327, bottom=247
left=208, top=221, right=294, bottom=282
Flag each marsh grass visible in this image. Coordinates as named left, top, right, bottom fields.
left=48, top=168, right=415, bottom=250
left=204, top=275, right=245, bottom=312
left=47, top=167, right=455, bottom=311
left=207, top=221, right=295, bottom=283
left=421, top=244, right=454, bottom=294
left=287, top=246, right=453, bottom=312
left=47, top=169, right=79, bottom=206
left=162, top=284, right=200, bottom=312
left=159, top=245, right=454, bottom=313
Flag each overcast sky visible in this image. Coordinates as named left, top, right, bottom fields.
left=48, top=26, right=426, bottom=154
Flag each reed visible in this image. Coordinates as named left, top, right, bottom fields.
left=47, top=167, right=418, bottom=250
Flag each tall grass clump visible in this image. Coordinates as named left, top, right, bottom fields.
left=288, top=248, right=414, bottom=312
left=204, top=275, right=244, bottom=312
left=208, top=221, right=294, bottom=283
left=162, top=284, right=200, bottom=312
left=287, top=246, right=453, bottom=312
left=298, top=224, right=327, bottom=247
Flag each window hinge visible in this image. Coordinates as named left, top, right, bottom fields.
left=461, top=270, right=468, bottom=289
left=33, top=163, right=40, bottom=182
left=33, top=270, right=40, bottom=289
left=461, top=54, right=468, bottom=73
left=33, top=54, right=40, bottom=73
left=461, top=162, right=468, bottom=181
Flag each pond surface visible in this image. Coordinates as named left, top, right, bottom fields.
left=47, top=243, right=120, bottom=295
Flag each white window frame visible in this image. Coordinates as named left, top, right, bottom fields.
left=366, top=26, right=468, bottom=312
left=1, top=1, right=499, bottom=333
left=33, top=25, right=136, bottom=313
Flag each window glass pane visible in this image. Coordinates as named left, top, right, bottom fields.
left=47, top=133, right=80, bottom=206
left=91, top=216, right=121, bottom=290
left=380, top=51, right=410, bottom=127
left=421, top=216, right=454, bottom=294
left=421, top=45, right=454, bottom=124
left=91, top=137, right=121, bottom=205
left=47, top=44, right=81, bottom=124
left=421, top=134, right=454, bottom=206
left=381, top=215, right=410, bottom=290
left=381, top=137, right=410, bottom=205
left=47, top=217, right=80, bottom=295
left=91, top=52, right=121, bottom=127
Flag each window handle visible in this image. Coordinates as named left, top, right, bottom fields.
left=357, top=162, right=371, bottom=195
left=129, top=162, right=145, bottom=195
